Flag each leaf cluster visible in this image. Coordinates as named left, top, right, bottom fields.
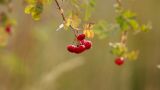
left=109, top=42, right=139, bottom=60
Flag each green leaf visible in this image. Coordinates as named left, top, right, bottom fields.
left=141, top=23, right=152, bottom=32
left=110, top=43, right=128, bottom=56
left=93, top=21, right=108, bottom=39
left=125, top=50, right=139, bottom=60
left=123, top=10, right=136, bottom=19
left=116, top=15, right=129, bottom=31
left=89, top=0, right=96, bottom=7
left=24, top=5, right=34, bottom=14
left=129, top=19, right=139, bottom=30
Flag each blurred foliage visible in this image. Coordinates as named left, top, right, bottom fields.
left=109, top=42, right=139, bottom=60
left=92, top=1, right=152, bottom=60
left=0, top=12, right=15, bottom=47
left=0, top=0, right=10, bottom=4
left=0, top=53, right=27, bottom=75
left=115, top=4, right=152, bottom=32
left=25, top=1, right=43, bottom=20
left=82, top=0, right=96, bottom=21
left=93, top=21, right=119, bottom=39
left=63, top=13, right=81, bottom=30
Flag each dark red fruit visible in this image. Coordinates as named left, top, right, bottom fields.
left=81, top=40, right=92, bottom=49
left=77, top=34, right=85, bottom=41
left=5, top=26, right=12, bottom=34
left=115, top=57, right=124, bottom=66
left=67, top=45, right=76, bottom=53
left=75, top=45, right=86, bottom=54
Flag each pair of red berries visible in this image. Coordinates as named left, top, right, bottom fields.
left=67, top=34, right=92, bottom=54
left=115, top=57, right=124, bottom=66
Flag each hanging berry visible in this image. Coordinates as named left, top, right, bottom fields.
left=91, top=0, right=151, bottom=64
left=67, top=33, right=92, bottom=54
left=77, top=34, right=85, bottom=41
left=21, top=0, right=152, bottom=66
left=51, top=0, right=94, bottom=54
left=81, top=40, right=92, bottom=50
left=115, top=57, right=124, bottom=66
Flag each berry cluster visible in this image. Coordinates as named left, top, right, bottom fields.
left=115, top=57, right=124, bottom=66
left=67, top=34, right=92, bottom=54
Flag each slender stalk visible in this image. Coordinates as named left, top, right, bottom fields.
left=54, top=0, right=78, bottom=37
left=55, top=0, right=66, bottom=22
left=120, top=31, right=128, bottom=45
left=115, top=0, right=128, bottom=45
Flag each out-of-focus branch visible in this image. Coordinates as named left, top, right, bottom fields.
left=23, top=57, right=85, bottom=90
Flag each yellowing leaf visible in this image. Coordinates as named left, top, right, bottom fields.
left=5, top=19, right=17, bottom=26
left=25, top=0, right=36, bottom=4
left=85, top=30, right=94, bottom=38
left=110, top=42, right=128, bottom=56
left=83, top=23, right=94, bottom=38
left=90, top=30, right=94, bottom=38
left=70, top=14, right=81, bottom=29
left=24, top=2, right=43, bottom=21
left=64, top=18, right=72, bottom=29
left=31, top=12, right=40, bottom=20
left=125, top=50, right=139, bottom=60
left=24, top=5, right=34, bottom=14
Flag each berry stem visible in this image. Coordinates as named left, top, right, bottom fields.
left=54, top=0, right=79, bottom=37
left=120, top=31, right=128, bottom=45
left=115, top=0, right=128, bottom=46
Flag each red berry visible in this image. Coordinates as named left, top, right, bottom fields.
left=75, top=45, right=86, bottom=54
left=81, top=40, right=92, bottom=49
left=67, top=45, right=76, bottom=53
left=5, top=26, right=12, bottom=34
left=77, top=34, right=85, bottom=41
left=115, top=57, right=124, bottom=66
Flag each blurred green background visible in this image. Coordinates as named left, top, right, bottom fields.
left=0, top=0, right=160, bottom=90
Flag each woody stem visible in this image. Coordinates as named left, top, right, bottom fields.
left=55, top=0, right=66, bottom=22
left=120, top=31, right=128, bottom=45
left=54, top=0, right=78, bottom=37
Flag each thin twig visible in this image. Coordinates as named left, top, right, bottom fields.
left=54, top=0, right=79, bottom=37
left=120, top=31, right=128, bottom=45
left=115, top=0, right=128, bottom=45
left=55, top=0, right=66, bottom=22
